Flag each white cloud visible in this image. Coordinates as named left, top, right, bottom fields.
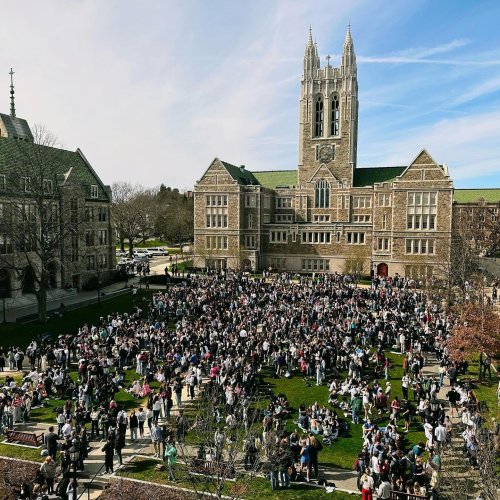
left=452, top=75, right=500, bottom=105
left=359, top=109, right=500, bottom=183
left=1, top=0, right=499, bottom=190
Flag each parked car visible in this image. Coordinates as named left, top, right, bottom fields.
left=116, top=250, right=128, bottom=257
left=117, top=257, right=134, bottom=266
left=133, top=249, right=151, bottom=259
left=133, top=255, right=150, bottom=264
left=147, top=247, right=169, bottom=256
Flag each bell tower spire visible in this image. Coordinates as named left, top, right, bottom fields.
left=342, top=25, right=357, bottom=75
left=9, top=68, right=16, bottom=117
left=298, top=26, right=358, bottom=185
left=304, top=26, right=320, bottom=77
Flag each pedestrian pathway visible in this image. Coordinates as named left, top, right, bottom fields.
left=0, top=361, right=204, bottom=499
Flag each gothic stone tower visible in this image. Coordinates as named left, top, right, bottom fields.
left=298, top=27, right=358, bottom=187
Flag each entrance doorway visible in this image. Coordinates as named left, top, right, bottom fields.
left=72, top=274, right=81, bottom=289
left=377, top=262, right=388, bottom=277
left=22, top=266, right=36, bottom=294
left=0, top=269, right=11, bottom=299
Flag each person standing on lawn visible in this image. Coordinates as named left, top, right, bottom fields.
left=308, top=434, right=322, bottom=479
left=165, top=440, right=177, bottom=482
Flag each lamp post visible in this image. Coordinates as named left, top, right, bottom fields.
left=69, top=439, right=80, bottom=500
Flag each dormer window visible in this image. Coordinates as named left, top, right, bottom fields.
left=90, top=185, right=99, bottom=199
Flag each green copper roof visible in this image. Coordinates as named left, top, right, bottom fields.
left=252, top=170, right=298, bottom=189
left=220, top=161, right=260, bottom=185
left=453, top=189, right=500, bottom=204
left=353, top=166, right=406, bottom=187
left=0, top=136, right=110, bottom=201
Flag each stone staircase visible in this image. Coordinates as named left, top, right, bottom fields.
left=438, top=433, right=483, bottom=499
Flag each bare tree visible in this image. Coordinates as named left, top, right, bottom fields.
left=111, top=182, right=156, bottom=256
left=175, top=382, right=266, bottom=499
left=342, top=245, right=369, bottom=284
left=0, top=125, right=90, bottom=322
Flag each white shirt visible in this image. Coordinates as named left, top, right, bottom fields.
left=434, top=425, right=447, bottom=442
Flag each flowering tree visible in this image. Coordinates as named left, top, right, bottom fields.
left=447, top=302, right=500, bottom=362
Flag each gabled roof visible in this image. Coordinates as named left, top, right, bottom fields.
left=252, top=170, right=297, bottom=189
left=453, top=189, right=500, bottom=204
left=0, top=113, right=33, bottom=141
left=0, top=136, right=110, bottom=201
left=220, top=160, right=260, bottom=185
left=353, top=166, right=406, bottom=187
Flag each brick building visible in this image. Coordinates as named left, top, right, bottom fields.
left=193, top=28, right=499, bottom=277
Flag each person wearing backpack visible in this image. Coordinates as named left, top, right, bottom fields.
left=117, top=408, right=127, bottom=434
left=174, top=377, right=183, bottom=408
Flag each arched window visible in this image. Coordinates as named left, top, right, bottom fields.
left=314, top=95, right=323, bottom=137
left=330, top=94, right=340, bottom=136
left=315, top=179, right=330, bottom=208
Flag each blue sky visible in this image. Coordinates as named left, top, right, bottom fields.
left=1, top=0, right=500, bottom=189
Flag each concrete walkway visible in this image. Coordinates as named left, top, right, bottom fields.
left=4, top=372, right=202, bottom=499
left=0, top=253, right=192, bottom=323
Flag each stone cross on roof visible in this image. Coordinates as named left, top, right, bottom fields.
left=9, top=67, right=15, bottom=117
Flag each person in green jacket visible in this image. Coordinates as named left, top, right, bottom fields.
left=351, top=393, right=363, bottom=424
left=165, top=440, right=177, bottom=482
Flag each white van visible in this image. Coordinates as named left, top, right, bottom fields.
left=147, top=247, right=169, bottom=256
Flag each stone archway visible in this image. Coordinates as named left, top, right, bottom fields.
left=377, top=262, right=388, bottom=277
left=0, top=269, right=11, bottom=299
left=22, top=266, right=36, bottom=294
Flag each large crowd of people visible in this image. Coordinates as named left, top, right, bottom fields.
left=0, top=271, right=497, bottom=499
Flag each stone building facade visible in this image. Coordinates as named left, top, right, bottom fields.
left=193, top=29, right=499, bottom=277
left=0, top=102, right=114, bottom=299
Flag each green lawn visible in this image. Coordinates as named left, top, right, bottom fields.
left=261, top=350, right=426, bottom=470
left=0, top=442, right=43, bottom=461
left=28, top=367, right=153, bottom=425
left=0, top=290, right=153, bottom=349
left=119, top=457, right=355, bottom=499
left=454, top=356, right=499, bottom=421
